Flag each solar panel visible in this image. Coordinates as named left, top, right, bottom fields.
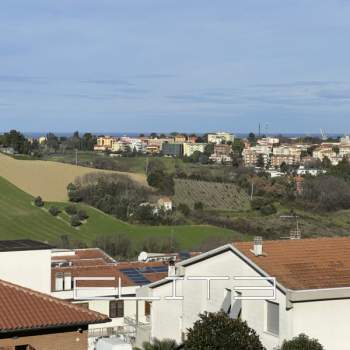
left=120, top=268, right=151, bottom=285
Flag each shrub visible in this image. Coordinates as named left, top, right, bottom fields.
left=178, top=203, right=190, bottom=216
left=260, top=204, right=277, bottom=216
left=70, top=215, right=81, bottom=227
left=184, top=312, right=265, bottom=350
left=77, top=209, right=89, bottom=221
left=278, top=333, right=324, bottom=350
left=194, top=201, right=204, bottom=210
left=65, top=205, right=77, bottom=215
left=135, top=339, right=179, bottom=350
left=49, top=206, right=61, bottom=216
left=34, top=196, right=44, bottom=207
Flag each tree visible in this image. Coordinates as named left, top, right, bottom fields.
left=194, top=201, right=204, bottom=210
left=184, top=312, right=265, bottom=350
left=49, top=206, right=61, bottom=216
left=256, top=154, right=265, bottom=168
left=70, top=215, right=81, bottom=227
left=248, top=132, right=257, bottom=146
left=280, top=162, right=288, bottom=173
left=278, top=334, right=324, bottom=350
left=321, top=156, right=332, bottom=169
left=178, top=203, right=190, bottom=216
left=77, top=209, right=89, bottom=221
left=135, top=338, right=180, bottom=350
left=65, top=205, right=77, bottom=215
left=34, top=196, right=44, bottom=207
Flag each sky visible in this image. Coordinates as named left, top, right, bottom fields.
left=1, top=0, right=350, bottom=134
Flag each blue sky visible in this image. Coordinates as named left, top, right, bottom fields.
left=1, top=0, right=350, bottom=134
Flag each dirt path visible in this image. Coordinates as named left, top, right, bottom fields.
left=0, top=153, right=148, bottom=202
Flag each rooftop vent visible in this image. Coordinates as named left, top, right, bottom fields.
left=252, top=236, right=263, bottom=256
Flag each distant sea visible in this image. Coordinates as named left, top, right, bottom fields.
left=21, top=132, right=344, bottom=138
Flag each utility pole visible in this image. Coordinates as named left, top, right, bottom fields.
left=75, top=149, right=78, bottom=166
left=250, top=182, right=254, bottom=201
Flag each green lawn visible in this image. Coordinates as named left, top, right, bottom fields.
left=0, top=176, right=244, bottom=249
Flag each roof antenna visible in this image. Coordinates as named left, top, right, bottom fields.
left=280, top=214, right=302, bottom=240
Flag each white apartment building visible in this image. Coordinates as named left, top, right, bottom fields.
left=257, top=137, right=280, bottom=147
left=207, top=132, right=235, bottom=144
left=183, top=143, right=207, bottom=157
left=138, top=237, right=350, bottom=350
left=242, top=145, right=271, bottom=167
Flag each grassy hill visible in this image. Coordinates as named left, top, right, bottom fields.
left=0, top=153, right=147, bottom=202
left=0, top=176, right=244, bottom=249
left=173, top=179, right=250, bottom=211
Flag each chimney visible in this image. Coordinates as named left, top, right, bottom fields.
left=168, top=259, right=176, bottom=276
left=253, top=236, right=263, bottom=256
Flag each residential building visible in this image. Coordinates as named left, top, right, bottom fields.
left=111, top=140, right=128, bottom=153
left=297, top=166, right=326, bottom=176
left=0, top=239, right=52, bottom=294
left=207, top=132, right=234, bottom=144
left=242, top=145, right=271, bottom=167
left=271, top=155, right=300, bottom=167
left=257, top=137, right=280, bottom=146
left=145, top=145, right=161, bottom=154
left=174, top=134, right=187, bottom=143
left=94, top=136, right=116, bottom=151
left=186, top=135, right=198, bottom=144
left=0, top=279, right=109, bottom=350
left=183, top=143, right=207, bottom=157
left=162, top=143, right=183, bottom=157
left=340, top=135, right=350, bottom=145
left=213, top=143, right=231, bottom=156
left=38, top=136, right=47, bottom=144
left=138, top=237, right=350, bottom=350
left=157, top=197, right=173, bottom=211
left=209, top=154, right=232, bottom=164
left=312, top=147, right=342, bottom=165
left=51, top=248, right=169, bottom=346
left=339, top=145, right=350, bottom=158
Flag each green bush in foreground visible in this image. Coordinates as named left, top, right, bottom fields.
left=278, top=334, right=324, bottom=350
left=184, top=312, right=265, bottom=350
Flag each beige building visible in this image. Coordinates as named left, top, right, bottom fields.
left=94, top=136, right=116, bottom=151
left=271, top=154, right=300, bottom=167
left=183, top=143, right=207, bottom=157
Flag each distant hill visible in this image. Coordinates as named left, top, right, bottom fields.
left=0, top=176, right=240, bottom=249
left=173, top=179, right=250, bottom=211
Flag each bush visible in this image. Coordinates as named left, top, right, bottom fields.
left=194, top=201, right=204, bottom=210
left=49, top=206, right=61, bottom=216
left=34, top=196, right=44, bottom=207
left=184, top=312, right=265, bottom=350
left=278, top=333, right=324, bottom=350
left=65, top=205, right=77, bottom=216
left=260, top=204, right=277, bottom=216
left=135, top=339, right=179, bottom=350
left=77, top=209, right=89, bottom=221
left=178, top=203, right=190, bottom=216
left=70, top=215, right=81, bottom=227
left=251, top=196, right=271, bottom=210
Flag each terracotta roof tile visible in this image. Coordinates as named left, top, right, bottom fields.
left=0, top=279, right=109, bottom=332
left=234, top=237, right=350, bottom=290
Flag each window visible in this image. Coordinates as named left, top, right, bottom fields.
left=64, top=273, right=72, bottom=291
left=109, top=300, right=124, bottom=318
left=55, top=273, right=63, bottom=291
left=145, top=301, right=151, bottom=316
left=266, top=301, right=279, bottom=335
left=15, top=346, right=29, bottom=350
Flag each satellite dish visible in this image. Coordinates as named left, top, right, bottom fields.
left=138, top=251, right=148, bottom=262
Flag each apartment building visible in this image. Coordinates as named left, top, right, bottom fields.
left=139, top=237, right=350, bottom=350
left=183, top=143, right=207, bottom=157
left=94, top=136, right=116, bottom=151
left=162, top=143, right=183, bottom=157
left=174, top=134, right=187, bottom=143
left=242, top=145, right=271, bottom=167
left=271, top=146, right=301, bottom=167
left=257, top=137, right=280, bottom=147
left=207, top=132, right=234, bottom=144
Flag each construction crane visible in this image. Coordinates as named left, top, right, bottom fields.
left=320, top=128, right=327, bottom=141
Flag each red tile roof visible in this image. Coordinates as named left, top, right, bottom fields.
left=234, top=237, right=350, bottom=290
left=0, top=279, right=109, bottom=332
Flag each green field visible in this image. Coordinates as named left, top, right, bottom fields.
left=0, top=176, right=244, bottom=249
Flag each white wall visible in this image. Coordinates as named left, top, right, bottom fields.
left=149, top=250, right=293, bottom=349
left=0, top=249, right=51, bottom=293
left=293, top=299, right=350, bottom=350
